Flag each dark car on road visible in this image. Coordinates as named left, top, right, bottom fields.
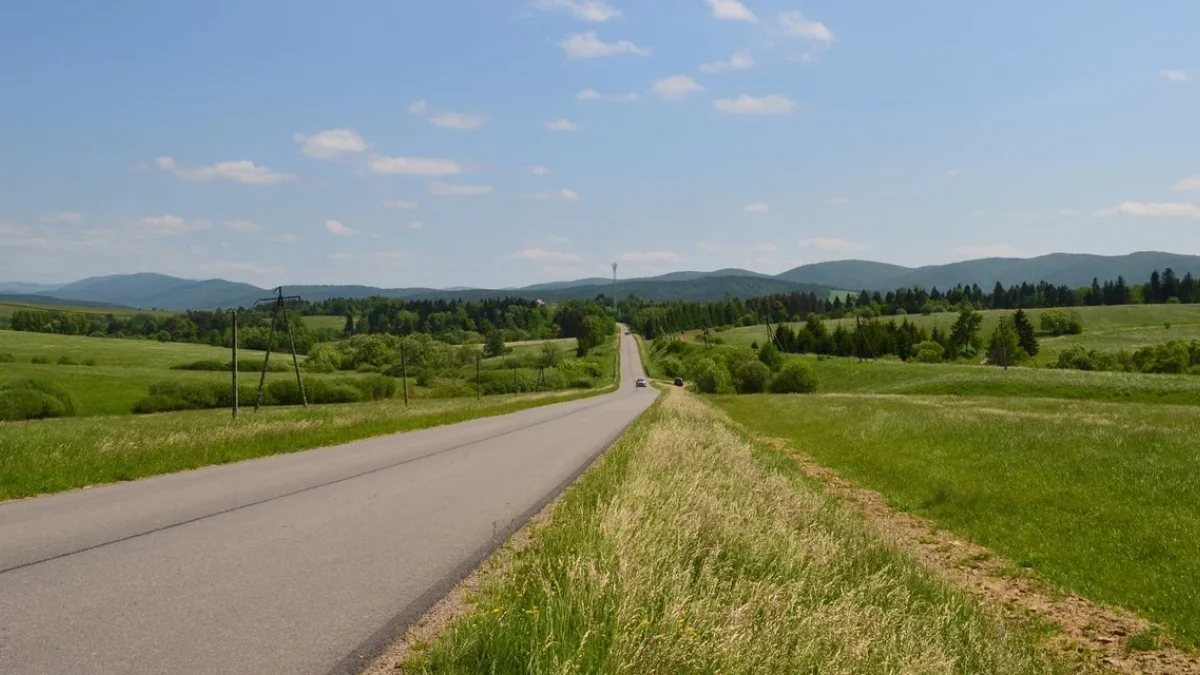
left=674, top=378, right=684, bottom=387
left=636, top=378, right=648, bottom=388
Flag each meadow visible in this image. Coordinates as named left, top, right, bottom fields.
left=397, top=390, right=1072, bottom=674
left=697, top=304, right=1200, bottom=365
left=0, top=299, right=170, bottom=320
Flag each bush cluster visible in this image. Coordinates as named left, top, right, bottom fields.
left=1052, top=340, right=1200, bottom=375
left=131, top=375, right=398, bottom=414
left=171, top=359, right=289, bottom=373
left=0, top=379, right=77, bottom=421
left=650, top=338, right=818, bottom=395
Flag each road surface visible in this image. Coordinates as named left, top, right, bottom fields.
left=0, top=331, right=656, bottom=675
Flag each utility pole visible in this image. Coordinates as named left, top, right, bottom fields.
left=999, top=317, right=1009, bottom=370
left=611, top=262, right=618, bottom=314
left=231, top=311, right=238, bottom=419
left=400, top=342, right=409, bottom=406
left=476, top=354, right=481, bottom=401
left=253, top=287, right=307, bottom=412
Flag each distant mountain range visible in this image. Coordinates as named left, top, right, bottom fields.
left=5, top=251, right=1198, bottom=311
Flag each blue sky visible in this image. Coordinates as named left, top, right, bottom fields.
left=2, top=0, right=1198, bottom=289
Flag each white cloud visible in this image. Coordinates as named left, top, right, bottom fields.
left=524, top=189, right=580, bottom=201
left=0, top=223, right=32, bottom=237
left=1058, top=208, right=1078, bottom=216
left=407, top=221, right=425, bottom=230
left=330, top=250, right=411, bottom=263
left=578, top=88, right=603, bottom=101
left=622, top=250, right=680, bottom=263
left=952, top=243, right=1021, bottom=258
left=1162, top=69, right=1191, bottom=83
left=545, top=119, right=578, bottom=132
left=825, top=196, right=849, bottom=206
left=38, top=211, right=84, bottom=224
left=430, top=181, right=494, bottom=197
left=530, top=165, right=551, bottom=176
left=325, top=220, right=358, bottom=236
left=577, top=89, right=639, bottom=102
left=651, top=75, right=706, bottom=100
left=695, top=241, right=718, bottom=252
left=610, top=92, right=640, bottom=103
left=409, top=100, right=428, bottom=114
left=383, top=199, right=419, bottom=210
left=268, top=234, right=298, bottom=244
left=369, top=156, right=465, bottom=176
left=222, top=220, right=262, bottom=233
left=293, top=129, right=368, bottom=159
left=154, top=157, right=295, bottom=185
left=1172, top=175, right=1200, bottom=192
left=799, top=237, right=868, bottom=254
left=136, top=214, right=211, bottom=236
left=1091, top=201, right=1200, bottom=219
left=560, top=31, right=650, bottom=58
left=535, top=0, right=621, bottom=22
left=947, top=169, right=962, bottom=177
left=706, top=0, right=757, bottom=22
left=749, top=242, right=778, bottom=253
left=713, top=94, right=798, bottom=115
left=510, top=248, right=582, bottom=263
left=429, top=112, right=487, bottom=130
left=699, top=50, right=754, bottom=74
left=744, top=203, right=770, bottom=213
left=777, top=10, right=833, bottom=44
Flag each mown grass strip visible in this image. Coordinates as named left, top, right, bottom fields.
left=402, top=391, right=1073, bottom=675
left=0, top=387, right=613, bottom=501
left=714, top=392, right=1200, bottom=649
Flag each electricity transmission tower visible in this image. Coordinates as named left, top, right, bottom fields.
left=253, top=287, right=307, bottom=412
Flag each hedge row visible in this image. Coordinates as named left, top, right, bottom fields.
left=170, top=359, right=290, bottom=373
left=132, top=375, right=398, bottom=414
left=0, top=379, right=77, bottom=421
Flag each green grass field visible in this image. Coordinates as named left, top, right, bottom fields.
left=715, top=392, right=1200, bottom=649
left=401, top=390, right=1070, bottom=674
left=301, top=315, right=347, bottom=331
left=0, top=330, right=306, bottom=416
left=0, top=387, right=614, bottom=501
left=0, top=300, right=169, bottom=319
left=700, top=304, right=1200, bottom=365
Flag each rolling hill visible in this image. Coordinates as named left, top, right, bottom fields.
left=17, top=251, right=1200, bottom=310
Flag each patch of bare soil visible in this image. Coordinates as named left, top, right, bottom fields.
left=757, top=436, right=1200, bottom=675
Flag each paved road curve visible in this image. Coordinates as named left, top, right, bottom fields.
left=0, top=331, right=656, bottom=675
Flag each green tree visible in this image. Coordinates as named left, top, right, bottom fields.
left=694, top=358, right=734, bottom=394
left=1040, top=309, right=1082, bottom=336
left=948, top=308, right=984, bottom=358
left=342, top=313, right=355, bottom=337
left=733, top=360, right=771, bottom=394
left=1012, top=309, right=1039, bottom=356
left=575, top=315, right=607, bottom=356
left=538, top=340, right=562, bottom=368
left=757, top=342, right=784, bottom=371
left=484, top=330, right=507, bottom=358
left=986, top=320, right=1024, bottom=368
left=768, top=361, right=819, bottom=394
left=913, top=340, right=945, bottom=363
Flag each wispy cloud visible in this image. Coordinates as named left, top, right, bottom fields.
left=38, top=211, right=84, bottom=224
left=744, top=203, right=770, bottom=213
left=695, top=241, right=719, bottom=252
left=369, top=156, right=465, bottom=176
left=560, top=31, right=650, bottom=58
left=1091, top=201, right=1200, bottom=218
left=325, top=219, right=358, bottom=236
left=545, top=119, right=579, bottom=132
left=509, top=248, right=581, bottom=263
left=651, top=75, right=706, bottom=100
left=134, top=214, right=212, bottom=236
left=1172, top=175, right=1200, bottom=192
left=777, top=10, right=834, bottom=44
left=534, top=0, right=621, bottom=22
left=409, top=100, right=428, bottom=114
left=699, top=51, right=754, bottom=74
left=222, top=220, right=262, bottom=233
left=825, top=197, right=849, bottom=206
left=429, top=181, right=494, bottom=197
left=406, top=221, right=425, bottom=230
left=577, top=89, right=638, bottom=102
left=524, top=189, right=580, bottom=201
left=1162, top=69, right=1191, bottom=83
left=706, top=0, right=757, bottom=22
left=293, top=129, right=368, bottom=159
left=530, top=165, right=551, bottom=176
left=429, top=112, right=487, bottom=130
left=383, top=199, right=419, bottom=210
left=154, top=157, right=295, bottom=185
left=714, top=94, right=798, bottom=115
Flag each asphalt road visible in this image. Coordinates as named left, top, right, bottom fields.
left=0, top=331, right=656, bottom=675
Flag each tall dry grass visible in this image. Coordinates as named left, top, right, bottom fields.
left=405, top=391, right=1071, bottom=674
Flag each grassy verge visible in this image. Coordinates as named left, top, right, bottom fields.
left=402, top=390, right=1072, bottom=674
left=0, top=387, right=613, bottom=501
left=714, top=393, right=1200, bottom=649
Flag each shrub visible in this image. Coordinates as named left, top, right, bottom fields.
left=913, top=341, right=945, bottom=363
left=733, top=360, right=771, bottom=394
left=172, top=359, right=289, bottom=373
left=31, top=355, right=52, bottom=365
left=1052, top=346, right=1130, bottom=372
left=769, top=361, right=819, bottom=394
left=415, top=370, right=433, bottom=387
left=693, top=358, right=734, bottom=394
left=757, top=343, right=784, bottom=372
left=0, top=379, right=76, bottom=420
left=430, top=381, right=477, bottom=399
left=56, top=355, right=79, bottom=366
left=0, top=352, right=14, bottom=363
left=82, top=358, right=97, bottom=366
left=659, top=356, right=685, bottom=379
left=1132, top=340, right=1200, bottom=375
left=1040, top=309, right=1083, bottom=336
left=569, top=377, right=594, bottom=389
left=356, top=363, right=381, bottom=373
left=132, top=395, right=192, bottom=415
